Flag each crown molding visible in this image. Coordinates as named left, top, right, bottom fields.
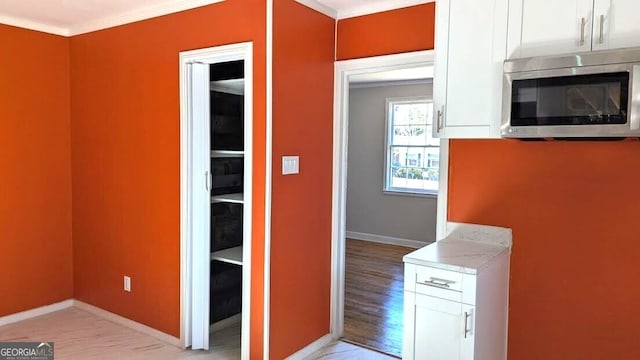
left=294, top=0, right=338, bottom=19
left=0, top=0, right=225, bottom=37
left=68, top=0, right=225, bottom=36
left=337, top=0, right=434, bottom=20
left=0, top=14, right=69, bottom=36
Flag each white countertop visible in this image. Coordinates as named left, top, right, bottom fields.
left=403, top=222, right=512, bottom=275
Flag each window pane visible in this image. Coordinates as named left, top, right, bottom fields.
left=392, top=125, right=428, bottom=145
left=405, top=147, right=423, bottom=167
left=391, top=167, right=409, bottom=189
left=391, top=146, right=407, bottom=167
left=386, top=100, right=440, bottom=194
left=425, top=103, right=434, bottom=125
left=393, top=102, right=428, bottom=125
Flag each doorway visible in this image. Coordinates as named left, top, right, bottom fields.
left=331, top=50, right=449, bottom=356
left=343, top=70, right=438, bottom=357
left=179, top=42, right=253, bottom=359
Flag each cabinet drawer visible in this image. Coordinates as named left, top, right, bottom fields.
left=414, top=266, right=464, bottom=302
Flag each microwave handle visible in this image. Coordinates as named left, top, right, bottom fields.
left=599, top=14, right=605, bottom=44
left=579, top=17, right=586, bottom=46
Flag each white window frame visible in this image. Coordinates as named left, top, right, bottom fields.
left=383, top=96, right=439, bottom=197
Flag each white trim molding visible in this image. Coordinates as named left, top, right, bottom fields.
left=73, top=300, right=181, bottom=348
left=436, top=139, right=449, bottom=240
left=336, top=0, right=434, bottom=20
left=179, top=41, right=253, bottom=357
left=285, top=334, right=334, bottom=360
left=345, top=231, right=428, bottom=249
left=264, top=0, right=274, bottom=359
left=0, top=300, right=74, bottom=327
left=294, top=0, right=338, bottom=19
left=331, top=50, right=437, bottom=339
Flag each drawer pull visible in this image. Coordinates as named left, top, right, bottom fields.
left=423, top=277, right=456, bottom=289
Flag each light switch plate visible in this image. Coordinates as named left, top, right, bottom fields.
left=282, top=156, right=299, bottom=175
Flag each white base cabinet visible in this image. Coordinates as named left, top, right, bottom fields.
left=404, top=292, right=475, bottom=360
left=402, top=223, right=512, bottom=360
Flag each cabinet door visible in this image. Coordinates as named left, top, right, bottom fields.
left=433, top=0, right=508, bottom=139
left=189, top=63, right=211, bottom=350
left=592, top=0, right=640, bottom=51
left=404, top=291, right=471, bottom=359
left=460, top=304, right=476, bottom=360
left=508, top=0, right=594, bottom=58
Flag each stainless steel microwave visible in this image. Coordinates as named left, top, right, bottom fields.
left=502, top=48, right=640, bottom=138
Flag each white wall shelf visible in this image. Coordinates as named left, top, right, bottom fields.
left=211, top=193, right=244, bottom=204
left=211, top=150, right=244, bottom=158
left=210, top=79, right=245, bottom=95
left=211, top=246, right=243, bottom=266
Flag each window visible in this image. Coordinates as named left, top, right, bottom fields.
left=384, top=97, right=440, bottom=195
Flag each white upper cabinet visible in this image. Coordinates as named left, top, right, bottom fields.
left=508, top=0, right=640, bottom=58
left=593, top=0, right=640, bottom=51
left=508, top=0, right=594, bottom=58
left=432, top=0, right=509, bottom=139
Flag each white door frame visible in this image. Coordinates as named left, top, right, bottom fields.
left=330, top=50, right=449, bottom=337
left=179, top=42, right=253, bottom=359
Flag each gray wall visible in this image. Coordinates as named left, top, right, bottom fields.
left=346, top=82, right=437, bottom=244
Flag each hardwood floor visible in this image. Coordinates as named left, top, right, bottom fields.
left=343, top=239, right=415, bottom=358
left=308, top=340, right=396, bottom=359
left=0, top=307, right=239, bottom=359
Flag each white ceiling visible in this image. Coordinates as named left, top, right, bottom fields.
left=0, top=0, right=225, bottom=36
left=314, top=0, right=431, bottom=19
left=0, top=0, right=432, bottom=37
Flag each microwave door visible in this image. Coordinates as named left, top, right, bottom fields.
left=503, top=69, right=632, bottom=137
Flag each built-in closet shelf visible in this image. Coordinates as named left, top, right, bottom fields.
left=211, top=193, right=244, bottom=204
left=210, top=79, right=245, bottom=95
left=211, top=246, right=243, bottom=266
left=211, top=150, right=244, bottom=158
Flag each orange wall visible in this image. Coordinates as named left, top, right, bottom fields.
left=448, top=139, right=640, bottom=359
left=336, top=3, right=434, bottom=60
left=69, top=1, right=266, bottom=356
left=271, top=1, right=335, bottom=358
left=0, top=25, right=73, bottom=316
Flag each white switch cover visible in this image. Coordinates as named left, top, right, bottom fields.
left=124, top=276, right=131, bottom=292
left=282, top=156, right=299, bottom=175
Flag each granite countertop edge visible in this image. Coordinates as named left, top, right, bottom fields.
left=403, top=240, right=511, bottom=275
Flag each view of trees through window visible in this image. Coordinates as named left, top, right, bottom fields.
left=386, top=99, right=440, bottom=194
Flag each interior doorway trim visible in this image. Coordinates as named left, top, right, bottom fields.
left=330, top=50, right=446, bottom=338
left=179, top=42, right=253, bottom=358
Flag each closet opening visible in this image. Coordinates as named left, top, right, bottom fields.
left=179, top=42, right=253, bottom=360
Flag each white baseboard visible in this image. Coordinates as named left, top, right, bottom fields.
left=73, top=300, right=182, bottom=348
left=210, top=312, right=241, bottom=332
left=0, top=299, right=74, bottom=327
left=346, top=231, right=428, bottom=249
left=286, top=333, right=334, bottom=360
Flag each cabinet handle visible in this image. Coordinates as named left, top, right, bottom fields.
left=423, top=276, right=455, bottom=289
left=436, top=107, right=444, bottom=131
left=464, top=311, right=472, bottom=339
left=205, top=171, right=212, bottom=191
left=599, top=14, right=605, bottom=44
left=579, top=17, right=586, bottom=46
